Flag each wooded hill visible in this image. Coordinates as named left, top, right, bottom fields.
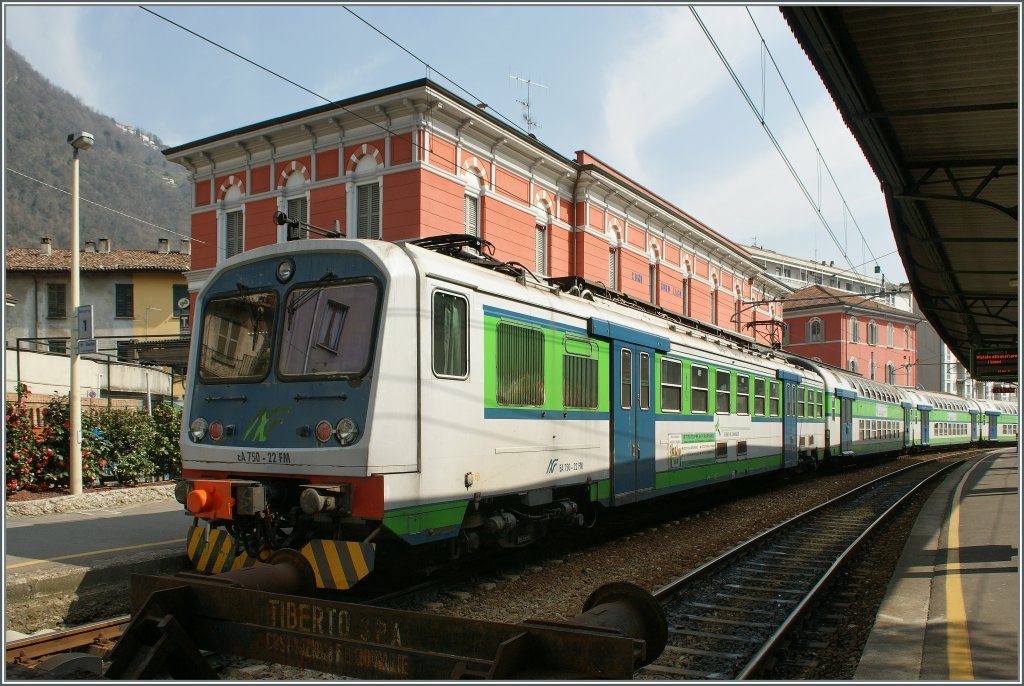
left=4, top=44, right=191, bottom=250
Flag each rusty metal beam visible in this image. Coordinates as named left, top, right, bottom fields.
left=111, top=566, right=666, bottom=680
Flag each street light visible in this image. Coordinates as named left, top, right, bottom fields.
left=68, top=131, right=93, bottom=496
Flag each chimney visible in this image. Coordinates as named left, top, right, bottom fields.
left=98, top=237, right=110, bottom=253
left=158, top=238, right=170, bottom=254
left=829, top=260, right=834, bottom=267
left=85, top=241, right=96, bottom=252
left=39, top=236, right=52, bottom=256
left=179, top=238, right=191, bottom=255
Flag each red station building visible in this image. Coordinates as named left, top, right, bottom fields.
left=781, top=285, right=921, bottom=386
left=164, top=79, right=789, bottom=345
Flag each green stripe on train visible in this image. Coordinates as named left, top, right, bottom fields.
left=655, top=454, right=785, bottom=490
left=382, top=501, right=469, bottom=536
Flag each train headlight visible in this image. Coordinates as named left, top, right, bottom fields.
left=336, top=417, right=359, bottom=445
left=276, top=258, right=295, bottom=283
left=189, top=417, right=209, bottom=442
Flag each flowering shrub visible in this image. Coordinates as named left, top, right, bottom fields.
left=4, top=386, right=183, bottom=493
left=5, top=384, right=38, bottom=494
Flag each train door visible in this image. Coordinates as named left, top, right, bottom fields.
left=611, top=343, right=656, bottom=505
left=921, top=409, right=931, bottom=445
left=970, top=411, right=978, bottom=442
left=987, top=412, right=999, bottom=441
left=779, top=372, right=799, bottom=468
left=903, top=404, right=914, bottom=450
left=840, top=398, right=854, bottom=455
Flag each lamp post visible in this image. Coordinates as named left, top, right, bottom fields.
left=68, top=131, right=94, bottom=495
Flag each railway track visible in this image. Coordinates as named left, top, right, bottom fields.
left=638, top=457, right=963, bottom=680
left=5, top=615, right=129, bottom=668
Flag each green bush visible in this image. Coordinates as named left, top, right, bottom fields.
left=4, top=386, right=183, bottom=491
left=88, top=409, right=158, bottom=485
left=150, top=402, right=183, bottom=479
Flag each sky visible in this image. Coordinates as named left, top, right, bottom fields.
left=3, top=2, right=907, bottom=283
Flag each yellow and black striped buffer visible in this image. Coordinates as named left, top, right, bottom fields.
left=186, top=525, right=257, bottom=575
left=300, top=539, right=376, bottom=590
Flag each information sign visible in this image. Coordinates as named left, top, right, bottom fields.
left=971, top=349, right=1018, bottom=381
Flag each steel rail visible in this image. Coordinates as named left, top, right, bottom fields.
left=735, top=458, right=963, bottom=679
left=5, top=615, right=129, bottom=666
left=646, top=455, right=967, bottom=679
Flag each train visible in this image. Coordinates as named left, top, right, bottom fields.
left=175, top=233, right=1018, bottom=589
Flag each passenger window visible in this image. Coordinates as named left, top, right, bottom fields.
left=661, top=358, right=682, bottom=413
left=736, top=375, right=750, bottom=415
left=496, top=321, right=544, bottom=406
left=716, top=370, right=731, bottom=414
left=691, top=365, right=709, bottom=414
left=754, top=378, right=766, bottom=416
left=770, top=382, right=781, bottom=417
left=432, top=291, right=468, bottom=378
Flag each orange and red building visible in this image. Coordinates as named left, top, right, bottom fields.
left=164, top=79, right=789, bottom=345
left=781, top=285, right=921, bottom=386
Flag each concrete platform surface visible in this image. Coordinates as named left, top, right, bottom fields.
left=855, top=447, right=1019, bottom=681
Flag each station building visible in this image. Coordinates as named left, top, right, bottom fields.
left=163, top=79, right=789, bottom=346
left=781, top=285, right=921, bottom=387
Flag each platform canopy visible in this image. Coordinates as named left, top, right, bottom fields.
left=782, top=6, right=1018, bottom=382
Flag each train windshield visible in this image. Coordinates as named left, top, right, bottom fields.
left=198, top=290, right=277, bottom=382
left=278, top=279, right=380, bottom=379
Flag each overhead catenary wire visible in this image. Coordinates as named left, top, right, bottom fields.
left=689, top=6, right=875, bottom=276
left=743, top=7, right=879, bottom=268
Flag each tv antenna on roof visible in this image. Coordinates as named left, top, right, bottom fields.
left=509, top=74, right=547, bottom=134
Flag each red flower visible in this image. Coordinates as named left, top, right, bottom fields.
left=63, top=421, right=70, bottom=429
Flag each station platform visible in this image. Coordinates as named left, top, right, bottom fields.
left=855, top=446, right=1019, bottom=681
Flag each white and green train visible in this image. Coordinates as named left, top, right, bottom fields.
left=176, top=234, right=1018, bottom=588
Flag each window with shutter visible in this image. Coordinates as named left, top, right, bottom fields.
left=608, top=250, right=617, bottom=290
left=226, top=210, right=244, bottom=257
left=115, top=284, right=134, bottom=318
left=535, top=224, right=547, bottom=274
left=464, top=195, right=479, bottom=237
left=286, top=196, right=309, bottom=240
left=356, top=183, right=381, bottom=239
left=47, top=283, right=67, bottom=318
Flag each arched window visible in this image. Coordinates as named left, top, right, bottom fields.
left=850, top=316, right=860, bottom=342
left=349, top=154, right=382, bottom=239
left=807, top=318, right=824, bottom=342
left=218, top=180, right=245, bottom=261
left=870, top=352, right=876, bottom=380
left=609, top=248, right=619, bottom=291
left=886, top=363, right=897, bottom=384
left=904, top=326, right=912, bottom=350
left=848, top=358, right=858, bottom=373
left=887, top=323, right=894, bottom=347
left=463, top=169, right=483, bottom=237
left=867, top=320, right=878, bottom=345
left=282, top=169, right=309, bottom=241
